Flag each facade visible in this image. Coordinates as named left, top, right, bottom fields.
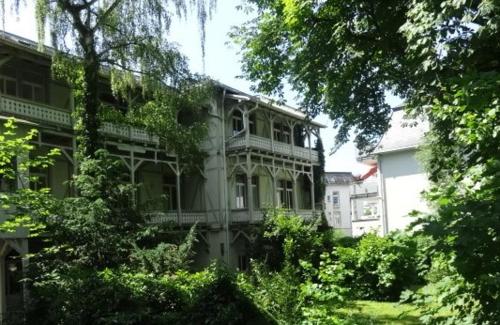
left=373, top=107, right=429, bottom=234
left=324, top=172, right=353, bottom=235
left=0, top=32, right=324, bottom=317
left=350, top=167, right=383, bottom=237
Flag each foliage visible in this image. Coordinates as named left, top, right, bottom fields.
left=401, top=253, right=474, bottom=325
left=131, top=224, right=197, bottom=275
left=0, top=119, right=60, bottom=235
left=338, top=300, right=423, bottom=325
left=241, top=210, right=350, bottom=324
left=234, top=0, right=500, bottom=322
left=334, top=232, right=423, bottom=301
left=313, top=137, right=325, bottom=205
left=3, top=0, right=215, bottom=159
left=250, top=209, right=325, bottom=271
left=28, top=263, right=273, bottom=325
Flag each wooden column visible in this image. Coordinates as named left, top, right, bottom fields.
left=130, top=149, right=136, bottom=204
left=271, top=159, right=277, bottom=207
left=246, top=152, right=254, bottom=222
left=288, top=120, right=296, bottom=157
left=292, top=176, right=299, bottom=213
left=310, top=167, right=315, bottom=212
left=175, top=159, right=182, bottom=225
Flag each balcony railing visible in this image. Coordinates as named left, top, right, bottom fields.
left=0, top=95, right=159, bottom=144
left=146, top=211, right=209, bottom=225
left=231, top=208, right=317, bottom=223
left=227, top=134, right=319, bottom=162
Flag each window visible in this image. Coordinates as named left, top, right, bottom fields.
left=332, top=191, right=340, bottom=208
left=21, top=81, right=44, bottom=102
left=232, top=111, right=243, bottom=135
left=21, top=71, right=44, bottom=102
left=0, top=65, right=17, bottom=96
left=0, top=75, right=17, bottom=96
left=235, top=175, right=247, bottom=208
left=333, top=212, right=341, bottom=226
left=251, top=176, right=259, bottom=209
left=361, top=201, right=379, bottom=219
left=238, top=255, right=249, bottom=271
left=249, top=114, right=256, bottom=135
left=277, top=180, right=293, bottom=209
left=235, top=175, right=258, bottom=209
left=29, top=168, right=49, bottom=191
left=163, top=176, right=177, bottom=210
left=273, top=123, right=291, bottom=144
left=326, top=195, right=331, bottom=203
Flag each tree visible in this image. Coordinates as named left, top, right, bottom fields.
left=4, top=0, right=215, bottom=158
left=233, top=0, right=500, bottom=322
left=313, top=137, right=325, bottom=206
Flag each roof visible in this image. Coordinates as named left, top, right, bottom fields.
left=0, top=32, right=325, bottom=128
left=324, top=172, right=354, bottom=185
left=373, top=107, right=429, bottom=155
left=217, top=82, right=326, bottom=128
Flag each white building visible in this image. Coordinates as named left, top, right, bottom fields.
left=350, top=167, right=383, bottom=237
left=373, top=106, right=429, bottom=234
left=324, top=172, right=353, bottom=235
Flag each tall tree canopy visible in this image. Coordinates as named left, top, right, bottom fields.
left=4, top=0, right=216, bottom=158
left=231, top=0, right=499, bottom=151
left=233, top=0, right=500, bottom=323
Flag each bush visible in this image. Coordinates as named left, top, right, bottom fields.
left=28, top=263, right=273, bottom=325
left=334, top=232, right=423, bottom=301
left=249, top=209, right=328, bottom=271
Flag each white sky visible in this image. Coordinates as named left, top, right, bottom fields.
left=2, top=0, right=404, bottom=176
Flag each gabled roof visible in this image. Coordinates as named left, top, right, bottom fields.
left=373, top=106, right=429, bottom=154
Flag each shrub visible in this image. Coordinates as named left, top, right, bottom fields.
left=249, top=209, right=326, bottom=271
left=28, top=263, right=273, bottom=325
left=334, top=232, right=423, bottom=301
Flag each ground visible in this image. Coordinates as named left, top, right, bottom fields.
left=339, top=300, right=422, bottom=324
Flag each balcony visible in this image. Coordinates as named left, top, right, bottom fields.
left=146, top=210, right=213, bottom=225
left=231, top=209, right=317, bottom=223
left=0, top=95, right=159, bottom=145
left=226, top=134, right=319, bottom=163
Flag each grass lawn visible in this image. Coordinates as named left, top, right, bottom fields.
left=338, top=300, right=422, bottom=324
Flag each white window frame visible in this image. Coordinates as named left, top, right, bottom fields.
left=332, top=191, right=340, bottom=208
left=235, top=175, right=247, bottom=209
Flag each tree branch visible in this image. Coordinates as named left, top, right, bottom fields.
left=93, top=0, right=123, bottom=31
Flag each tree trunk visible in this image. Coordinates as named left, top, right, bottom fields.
left=80, top=34, right=101, bottom=158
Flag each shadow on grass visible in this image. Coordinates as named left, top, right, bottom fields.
left=338, top=300, right=422, bottom=325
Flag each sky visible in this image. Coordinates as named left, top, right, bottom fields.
left=2, top=0, right=404, bottom=175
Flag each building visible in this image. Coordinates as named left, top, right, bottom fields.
left=0, top=32, right=324, bottom=317
left=372, top=106, right=429, bottom=234
left=324, top=172, right=353, bottom=235
left=350, top=166, right=383, bottom=237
